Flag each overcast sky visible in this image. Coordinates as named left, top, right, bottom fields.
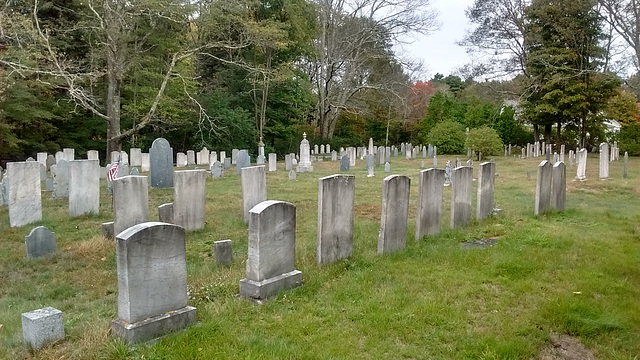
left=399, top=0, right=476, bottom=80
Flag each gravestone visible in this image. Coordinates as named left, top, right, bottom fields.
left=624, top=152, right=628, bottom=178
left=25, top=226, right=56, bottom=259
left=340, top=155, right=350, bottom=171
left=224, top=157, right=231, bottom=170
left=241, top=166, right=267, bottom=223
left=560, top=145, right=565, bottom=163
left=231, top=149, right=239, bottom=164
left=52, top=159, right=70, bottom=198
left=384, top=162, right=390, bottom=173
left=214, top=240, right=233, bottom=266
left=599, top=143, right=609, bottom=179
left=285, top=154, right=293, bottom=171
left=349, top=147, right=356, bottom=166
left=317, top=175, right=355, bottom=265
left=320, top=145, right=326, bottom=154
left=141, top=153, right=150, bottom=172
left=268, top=153, right=277, bottom=172
left=535, top=160, right=552, bottom=215
left=378, top=147, right=386, bottom=165
left=46, top=155, right=55, bottom=172
left=149, top=138, right=174, bottom=188
left=130, top=167, right=139, bottom=176
left=368, top=138, right=374, bottom=155
left=22, top=307, right=65, bottom=350
left=239, top=200, right=302, bottom=300
left=176, top=153, right=187, bottom=167
left=289, top=170, right=296, bottom=180
left=113, top=176, right=149, bottom=236
left=158, top=203, right=174, bottom=223
left=256, top=155, right=266, bottom=165
left=433, top=156, right=437, bottom=168
left=199, top=147, right=210, bottom=165
left=69, top=160, right=100, bottom=217
left=331, top=150, right=338, bottom=161
left=450, top=166, right=473, bottom=228
left=476, top=162, right=496, bottom=221
left=444, top=161, right=452, bottom=186
left=211, top=161, right=224, bottom=178
left=39, top=163, right=47, bottom=181
left=575, top=148, right=587, bottom=180
left=55, top=151, right=64, bottom=163
left=386, top=146, right=391, bottom=162
left=63, top=148, right=75, bottom=161
left=7, top=162, right=42, bottom=227
left=366, top=154, right=374, bottom=177
left=120, top=151, right=129, bottom=165
left=173, top=170, right=207, bottom=231
left=236, top=150, right=251, bottom=175
left=326, top=144, right=331, bottom=154
left=378, top=175, right=411, bottom=254
left=187, top=150, right=195, bottom=166
left=110, top=151, right=121, bottom=164
left=129, top=148, right=142, bottom=167
left=111, top=222, right=196, bottom=344
left=296, top=133, right=314, bottom=172
left=37, top=153, right=48, bottom=168
left=415, top=168, right=445, bottom=239
left=552, top=162, right=566, bottom=211
left=45, top=178, right=54, bottom=191
left=220, top=151, right=226, bottom=163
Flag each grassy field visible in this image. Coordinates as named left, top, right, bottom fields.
left=1, top=154, right=639, bottom=359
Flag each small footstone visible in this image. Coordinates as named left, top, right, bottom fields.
left=22, top=307, right=65, bottom=351
left=289, top=170, right=296, bottom=180
left=25, top=226, right=56, bottom=259
left=102, top=222, right=114, bottom=239
left=214, top=240, right=232, bottom=266
left=460, top=237, right=500, bottom=249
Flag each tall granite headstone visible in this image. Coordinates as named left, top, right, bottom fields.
left=173, top=170, right=206, bottom=231
left=415, top=168, right=445, bottom=239
left=317, top=175, right=355, bottom=265
left=7, top=162, right=42, bottom=227
left=378, top=175, right=411, bottom=254
left=149, top=138, right=174, bottom=188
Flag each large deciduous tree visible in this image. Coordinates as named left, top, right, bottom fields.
left=309, top=0, right=438, bottom=139
left=599, top=0, right=640, bottom=71
left=522, top=0, right=619, bottom=147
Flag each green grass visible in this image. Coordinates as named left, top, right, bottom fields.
left=1, top=154, right=639, bottom=359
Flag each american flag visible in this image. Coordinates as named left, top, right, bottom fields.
left=107, top=157, right=120, bottom=181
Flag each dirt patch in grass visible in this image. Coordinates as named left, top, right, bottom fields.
left=539, top=333, right=596, bottom=360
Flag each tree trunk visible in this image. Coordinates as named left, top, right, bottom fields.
left=533, top=124, right=540, bottom=142
left=556, top=121, right=561, bottom=142
left=544, top=124, right=552, bottom=142
left=105, top=53, right=122, bottom=162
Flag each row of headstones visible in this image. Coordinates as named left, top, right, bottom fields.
left=17, top=162, right=499, bottom=349
left=574, top=143, right=628, bottom=181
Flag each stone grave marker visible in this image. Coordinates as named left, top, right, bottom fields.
left=130, top=167, right=139, bottom=176
left=55, top=151, right=64, bottom=163
left=231, top=149, right=239, bottom=164
left=476, top=162, right=496, bottom=221
left=63, top=148, right=74, bottom=161
left=241, top=166, right=267, bottom=223
left=256, top=154, right=266, bottom=165
left=366, top=154, right=374, bottom=177
left=289, top=170, right=296, bottom=180
left=236, top=150, right=251, bottom=175
left=46, top=155, right=55, bottom=172
left=378, top=175, right=410, bottom=254
left=624, top=152, right=628, bottom=178
left=450, top=166, right=473, bottom=228
left=416, top=168, right=445, bottom=239
left=176, top=152, right=187, bottom=167
left=149, top=138, right=174, bottom=188
left=173, top=170, right=206, bottom=231
left=317, top=175, right=355, bottom=265
left=384, top=162, right=390, bottom=173
left=129, top=148, right=142, bottom=167
left=22, top=307, right=64, bottom=350
left=340, top=155, right=350, bottom=171
left=239, top=201, right=302, bottom=300
left=113, top=176, right=149, bottom=236
left=214, top=239, right=233, bottom=266
left=111, top=222, right=196, bottom=344
left=158, top=203, right=174, bottom=223
left=224, top=157, right=232, bottom=170
left=25, top=226, right=56, bottom=259
left=535, top=160, right=552, bottom=215
left=268, top=153, right=277, bottom=172
left=53, top=159, right=70, bottom=199
left=141, top=153, right=150, bottom=172
left=552, top=162, right=566, bottom=211
left=296, top=133, right=313, bottom=172
left=69, top=160, right=100, bottom=217
left=187, top=150, right=195, bottom=166
left=285, top=154, right=293, bottom=170
left=575, top=148, right=587, bottom=180
left=599, top=142, right=609, bottom=179
left=7, top=162, right=42, bottom=227
left=211, top=161, right=224, bottom=178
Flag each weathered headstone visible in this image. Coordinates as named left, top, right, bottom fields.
left=599, top=142, right=609, bottom=179
left=296, top=133, right=314, bottom=172
left=624, top=152, right=629, bottom=178
left=149, top=138, right=174, bottom=188
left=256, top=154, right=266, bottom=165
left=111, top=222, right=196, bottom=344
left=173, top=170, right=206, bottom=231
left=37, top=153, right=48, bottom=168
left=214, top=239, right=233, bottom=266
left=120, top=151, right=129, bottom=165
left=176, top=152, right=187, bottom=167
left=236, top=150, right=251, bottom=175
left=68, top=160, right=100, bottom=217
left=450, top=166, right=473, bottom=228
left=130, top=167, right=139, bottom=176
left=317, top=175, right=355, bottom=264
left=113, top=176, right=149, bottom=236
left=141, top=153, right=150, bottom=172
left=288, top=170, right=296, bottom=180
left=220, top=151, right=226, bottom=163
left=378, top=175, right=411, bottom=254
left=231, top=149, right=239, bottom=164
left=340, top=155, right=350, bottom=171
left=476, top=162, right=496, bottom=221
left=415, top=168, right=445, bottom=239
left=25, top=226, right=56, bottom=259
left=331, top=150, right=338, bottom=161
left=46, top=155, right=55, bottom=172
left=7, top=162, right=42, bottom=227
left=268, top=153, right=277, bottom=172
left=158, top=203, right=174, bottom=223
left=211, top=161, right=224, bottom=178
left=53, top=159, right=70, bottom=199
left=384, top=162, right=390, bottom=172
left=224, top=157, right=231, bottom=170
left=55, top=151, right=64, bottom=163
left=366, top=154, right=375, bottom=177
left=129, top=148, right=141, bottom=167
left=285, top=154, right=293, bottom=170
left=187, top=150, right=195, bottom=166
left=575, top=148, right=587, bottom=180
left=241, top=166, right=267, bottom=223
left=535, top=160, right=552, bottom=215
left=63, top=148, right=75, bottom=161
left=239, top=200, right=302, bottom=299
left=444, top=161, right=452, bottom=186
left=552, top=162, right=566, bottom=211
left=22, top=307, right=65, bottom=350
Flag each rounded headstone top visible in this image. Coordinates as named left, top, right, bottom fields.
left=151, top=137, right=170, bottom=148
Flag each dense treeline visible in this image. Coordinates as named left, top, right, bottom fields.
left=0, top=0, right=639, bottom=163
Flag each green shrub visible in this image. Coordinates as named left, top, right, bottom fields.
left=425, top=121, right=466, bottom=154
left=466, top=126, right=504, bottom=156
left=618, top=124, right=640, bottom=156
